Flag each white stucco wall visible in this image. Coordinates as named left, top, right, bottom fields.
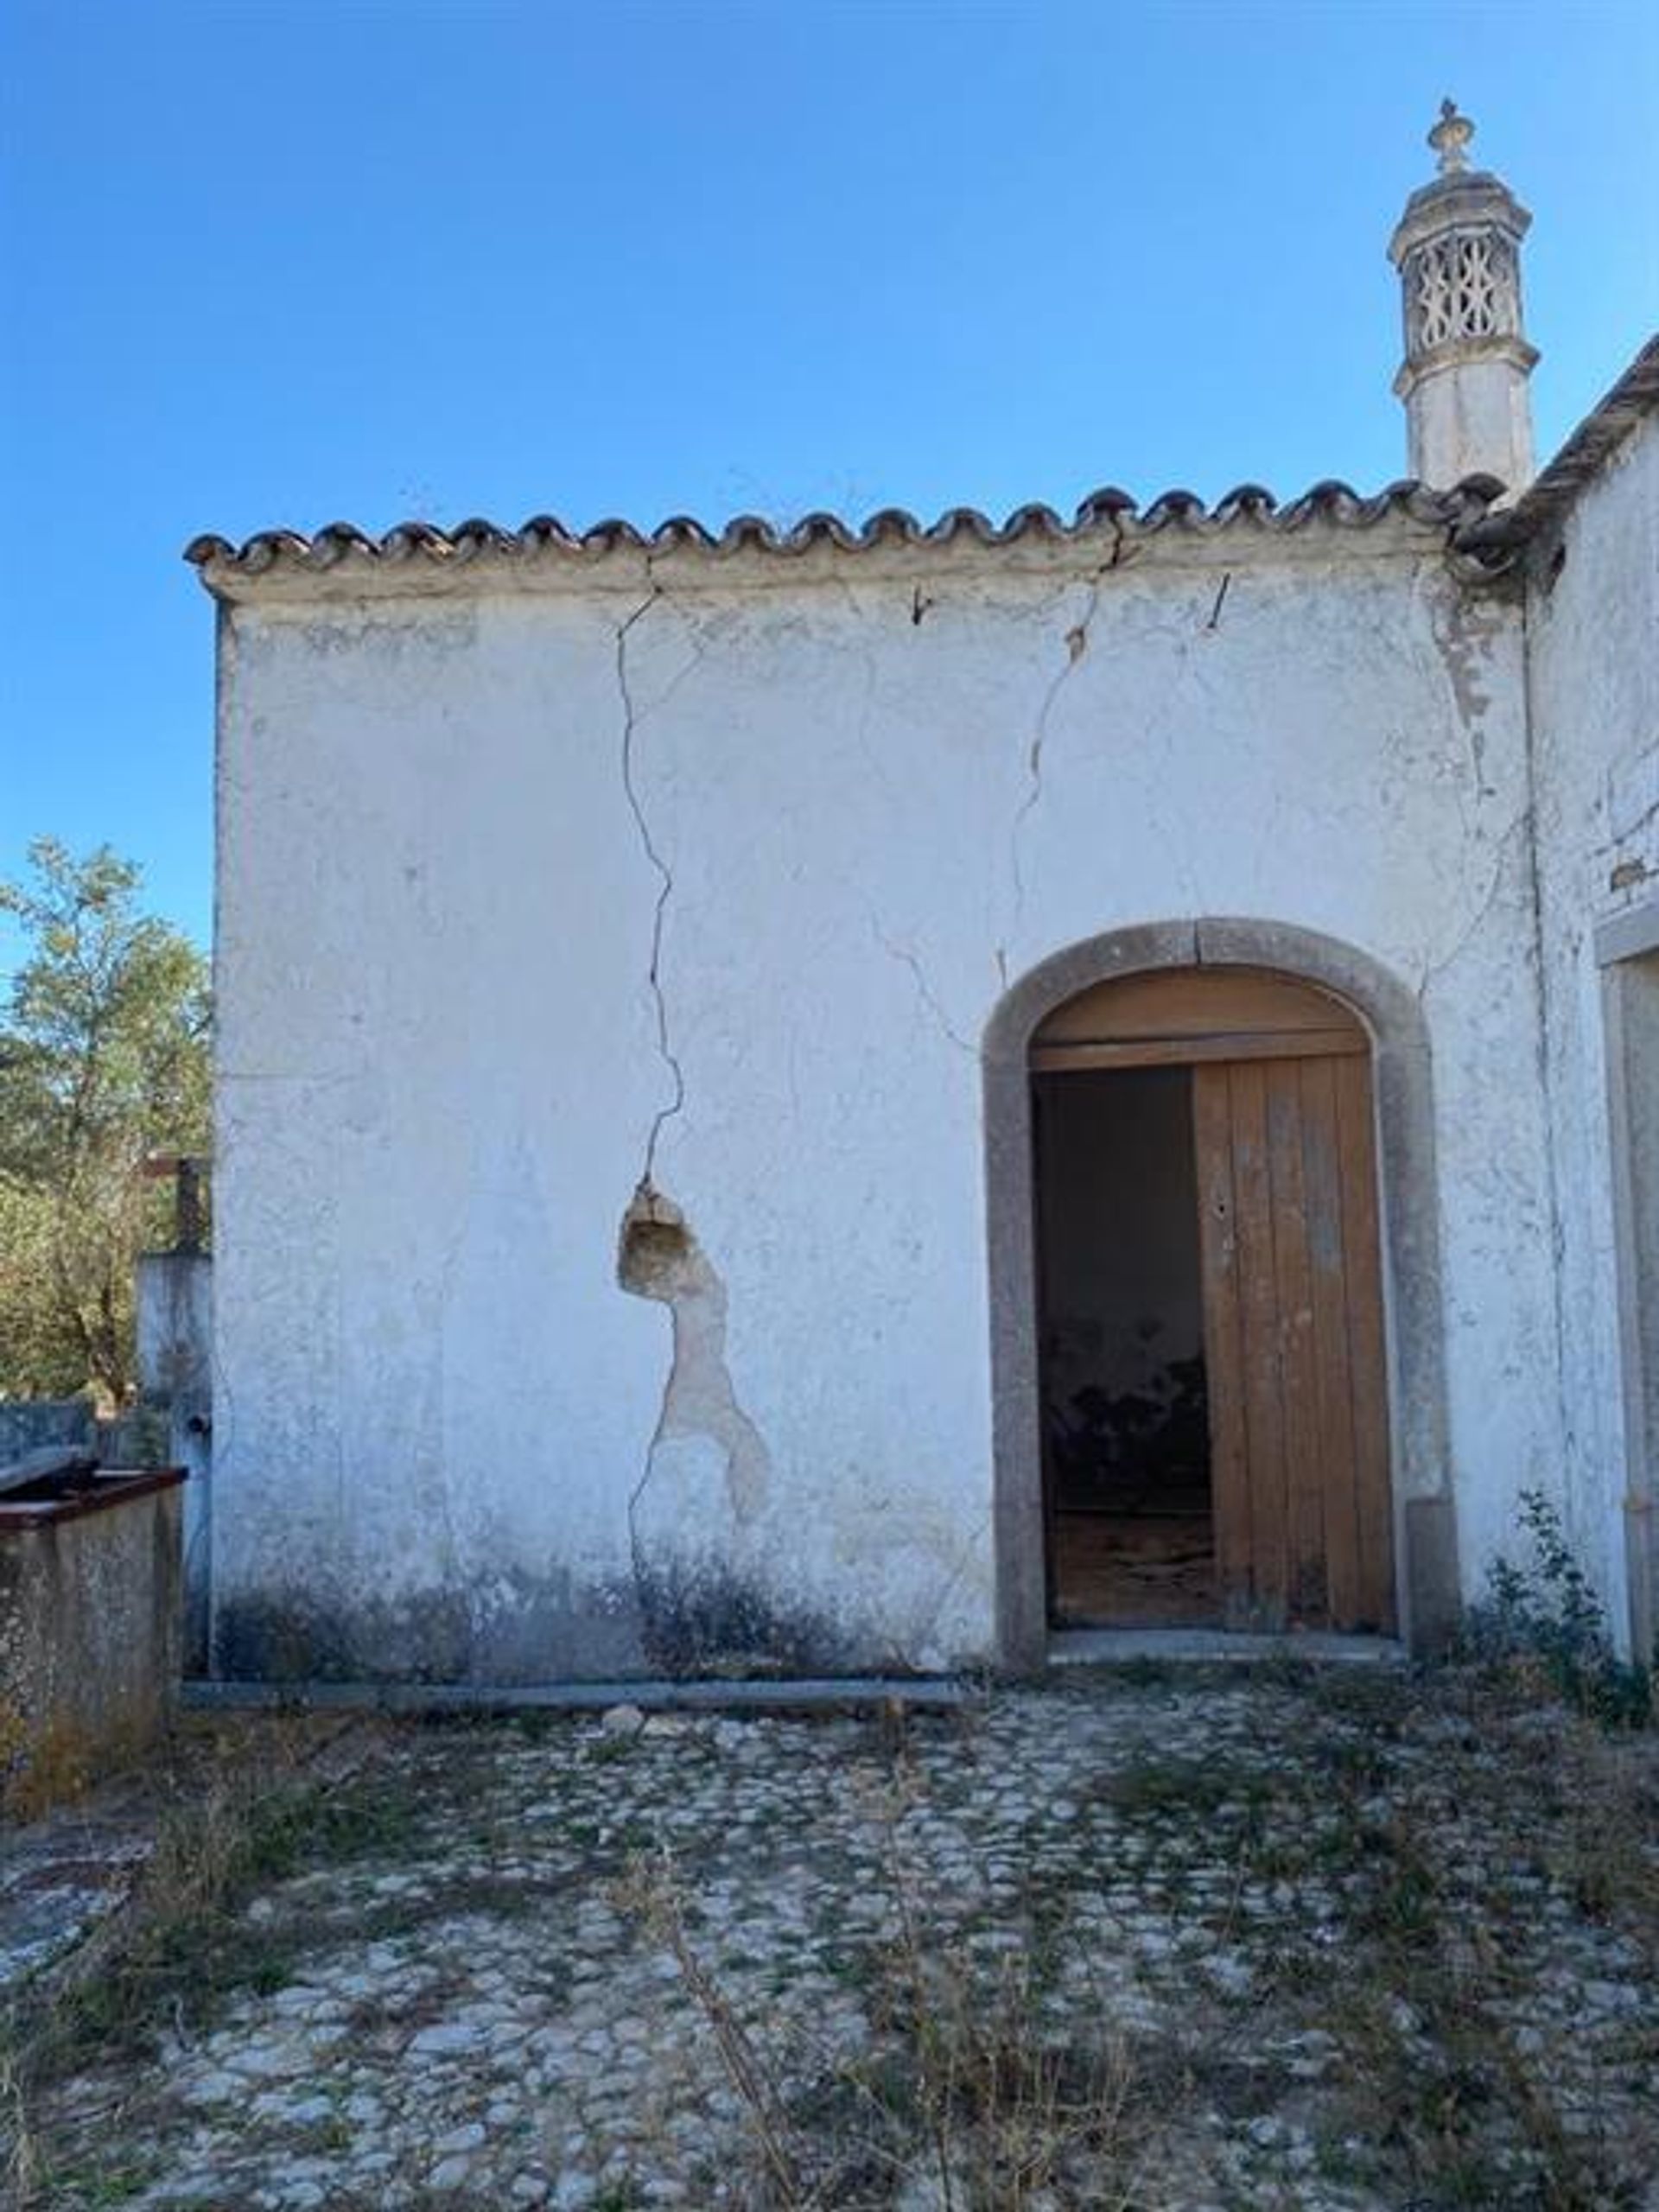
left=208, top=518, right=1566, bottom=1678
left=1525, top=407, right=1659, bottom=1653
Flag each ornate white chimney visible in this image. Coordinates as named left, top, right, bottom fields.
left=1389, top=101, right=1538, bottom=493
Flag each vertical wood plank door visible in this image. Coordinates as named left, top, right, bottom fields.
left=1192, top=1054, right=1396, bottom=1633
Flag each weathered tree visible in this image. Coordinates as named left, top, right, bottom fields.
left=0, top=838, right=210, bottom=1402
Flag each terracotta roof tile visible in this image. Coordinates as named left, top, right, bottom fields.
left=185, top=477, right=1505, bottom=587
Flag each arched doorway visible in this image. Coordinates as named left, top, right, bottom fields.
left=1030, top=964, right=1395, bottom=1634
left=983, top=921, right=1465, bottom=1663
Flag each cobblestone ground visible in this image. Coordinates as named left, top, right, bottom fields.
left=4, top=1669, right=1657, bottom=2210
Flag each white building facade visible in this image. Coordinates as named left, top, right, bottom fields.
left=189, top=118, right=1659, bottom=1681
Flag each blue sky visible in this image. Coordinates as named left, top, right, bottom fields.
left=2, top=0, right=1655, bottom=961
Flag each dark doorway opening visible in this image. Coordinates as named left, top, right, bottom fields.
left=1033, top=1065, right=1217, bottom=1626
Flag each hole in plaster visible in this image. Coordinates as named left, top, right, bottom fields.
left=616, top=1180, right=776, bottom=1535
left=618, top=1184, right=695, bottom=1300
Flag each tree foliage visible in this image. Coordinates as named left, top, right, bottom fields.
left=0, top=838, right=211, bottom=1403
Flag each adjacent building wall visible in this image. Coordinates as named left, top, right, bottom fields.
left=1525, top=407, right=1659, bottom=1654
left=210, top=524, right=1562, bottom=1677
left=136, top=1249, right=214, bottom=1670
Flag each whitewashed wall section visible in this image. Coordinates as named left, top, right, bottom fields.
left=1525, top=410, right=1659, bottom=1654
left=211, top=528, right=1562, bottom=1677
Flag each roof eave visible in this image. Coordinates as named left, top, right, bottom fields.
left=1455, top=332, right=1659, bottom=566
left=186, top=479, right=1504, bottom=605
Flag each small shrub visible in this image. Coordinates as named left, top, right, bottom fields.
left=1463, top=1490, right=1653, bottom=1729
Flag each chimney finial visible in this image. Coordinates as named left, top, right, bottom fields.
left=1429, top=99, right=1475, bottom=176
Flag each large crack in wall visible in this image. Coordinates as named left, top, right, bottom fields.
left=615, top=577, right=685, bottom=1188
left=1005, top=531, right=1132, bottom=963
left=610, top=587, right=817, bottom=1667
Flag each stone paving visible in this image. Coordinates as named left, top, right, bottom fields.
left=5, top=1670, right=1658, bottom=2209
left=0, top=1791, right=154, bottom=1998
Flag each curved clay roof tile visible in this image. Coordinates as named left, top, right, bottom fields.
left=518, top=515, right=581, bottom=549
left=582, top=519, right=649, bottom=551
left=928, top=506, right=995, bottom=543
left=379, top=521, right=454, bottom=559
left=1211, top=485, right=1279, bottom=519
left=652, top=516, right=718, bottom=550
left=1138, top=490, right=1208, bottom=531
left=999, top=502, right=1065, bottom=541
left=1072, top=487, right=1138, bottom=524
left=184, top=475, right=1512, bottom=582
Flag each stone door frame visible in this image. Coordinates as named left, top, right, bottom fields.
left=1597, top=896, right=1659, bottom=1663
left=982, top=918, right=1460, bottom=1666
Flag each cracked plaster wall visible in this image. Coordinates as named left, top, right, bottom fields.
left=1522, top=409, right=1659, bottom=1652
left=211, top=533, right=1565, bottom=1678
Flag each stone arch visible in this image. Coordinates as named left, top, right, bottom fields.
left=982, top=918, right=1459, bottom=1664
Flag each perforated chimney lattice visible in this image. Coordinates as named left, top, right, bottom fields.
left=1406, top=230, right=1522, bottom=354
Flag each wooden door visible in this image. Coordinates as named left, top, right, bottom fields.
left=1031, top=966, right=1395, bottom=1634
left=1193, top=1053, right=1395, bottom=1632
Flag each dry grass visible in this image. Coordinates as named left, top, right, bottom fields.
left=849, top=1942, right=1148, bottom=2212
left=618, top=1774, right=1158, bottom=2212
left=0, top=2041, right=43, bottom=2206
left=0, top=1713, right=404, bottom=2208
